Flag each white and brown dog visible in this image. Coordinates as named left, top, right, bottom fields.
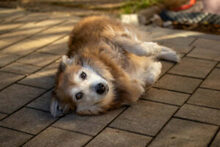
left=50, top=16, right=179, bottom=117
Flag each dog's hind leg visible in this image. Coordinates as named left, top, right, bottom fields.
left=114, top=36, right=162, bottom=56
left=140, top=43, right=180, bottom=63
left=114, top=36, right=180, bottom=62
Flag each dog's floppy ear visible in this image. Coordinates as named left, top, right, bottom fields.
left=60, top=55, right=73, bottom=71
left=50, top=93, right=62, bottom=118
left=50, top=91, right=72, bottom=118
left=60, top=55, right=82, bottom=71
left=50, top=92, right=65, bottom=117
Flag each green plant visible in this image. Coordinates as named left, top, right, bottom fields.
left=121, top=0, right=163, bottom=14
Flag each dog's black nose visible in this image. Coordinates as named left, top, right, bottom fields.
left=95, top=83, right=107, bottom=94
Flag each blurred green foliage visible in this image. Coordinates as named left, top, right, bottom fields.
left=121, top=0, right=163, bottom=14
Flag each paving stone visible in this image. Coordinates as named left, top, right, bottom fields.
left=31, top=20, right=74, bottom=41
left=175, top=104, right=220, bottom=125
left=1, top=12, right=53, bottom=25
left=0, top=54, right=20, bottom=67
left=1, top=14, right=25, bottom=24
left=149, top=118, right=218, bottom=147
left=0, top=23, right=23, bottom=35
left=190, top=33, right=220, bottom=55
left=87, top=127, right=151, bottom=147
left=169, top=57, right=216, bottom=78
left=155, top=74, right=202, bottom=94
left=28, top=90, right=52, bottom=112
left=13, top=12, right=51, bottom=23
left=38, top=36, right=68, bottom=55
left=0, top=107, right=56, bottom=134
left=110, top=100, right=177, bottom=136
left=0, top=71, right=24, bottom=90
left=32, top=18, right=65, bottom=28
left=0, top=21, right=72, bottom=56
left=188, top=88, right=220, bottom=109
left=0, top=84, right=45, bottom=114
left=201, top=68, right=220, bottom=90
left=18, top=52, right=60, bottom=67
left=0, top=9, right=25, bottom=21
left=53, top=108, right=125, bottom=136
left=144, top=88, right=189, bottom=106
left=160, top=61, right=174, bottom=76
left=24, top=127, right=91, bottom=147
left=201, top=34, right=220, bottom=41
left=0, top=127, right=32, bottom=147
left=146, top=26, right=196, bottom=42
left=188, top=47, right=220, bottom=61
left=47, top=14, right=80, bottom=21
left=192, top=38, right=219, bottom=50
left=0, top=27, right=38, bottom=50
left=1, top=13, right=25, bottom=24
left=157, top=37, right=195, bottom=54
left=0, top=37, right=53, bottom=56
left=211, top=131, right=220, bottom=147
left=0, top=62, right=40, bottom=75
left=19, top=61, right=59, bottom=89
left=0, top=19, right=64, bottom=50
left=0, top=113, right=7, bottom=120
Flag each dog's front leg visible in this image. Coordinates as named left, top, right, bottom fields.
left=145, top=61, right=162, bottom=86
left=114, top=36, right=161, bottom=56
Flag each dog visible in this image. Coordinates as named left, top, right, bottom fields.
left=50, top=16, right=179, bottom=117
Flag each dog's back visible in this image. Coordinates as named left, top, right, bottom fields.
left=67, top=16, right=125, bottom=55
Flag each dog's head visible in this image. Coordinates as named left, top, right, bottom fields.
left=50, top=55, right=114, bottom=117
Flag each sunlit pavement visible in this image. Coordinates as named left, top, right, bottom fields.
left=0, top=8, right=219, bottom=147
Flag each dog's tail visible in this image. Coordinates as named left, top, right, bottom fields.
left=156, top=46, right=180, bottom=62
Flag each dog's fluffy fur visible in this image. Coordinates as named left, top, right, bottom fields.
left=50, top=16, right=179, bottom=117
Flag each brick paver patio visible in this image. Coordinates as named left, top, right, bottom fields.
left=0, top=8, right=220, bottom=147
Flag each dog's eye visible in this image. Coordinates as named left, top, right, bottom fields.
left=80, top=72, right=87, bottom=80
left=75, top=92, right=83, bottom=100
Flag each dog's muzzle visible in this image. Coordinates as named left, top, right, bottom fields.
left=95, top=83, right=109, bottom=95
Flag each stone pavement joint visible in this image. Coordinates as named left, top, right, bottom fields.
left=0, top=8, right=220, bottom=147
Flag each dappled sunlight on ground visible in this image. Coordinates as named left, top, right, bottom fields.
left=0, top=8, right=219, bottom=147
